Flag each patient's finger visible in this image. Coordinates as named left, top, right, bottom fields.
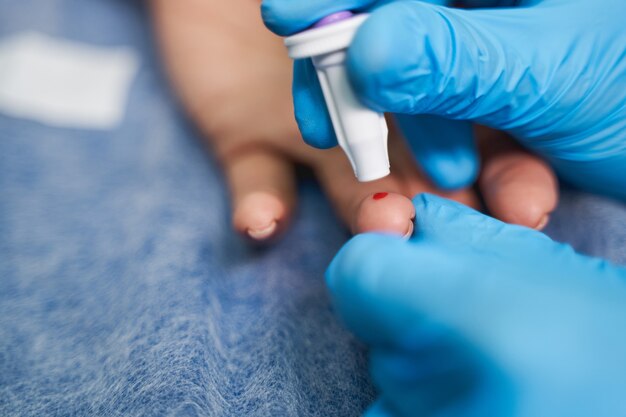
left=310, top=127, right=478, bottom=237
left=354, top=190, right=417, bottom=238
left=310, top=145, right=416, bottom=237
left=477, top=126, right=558, bottom=230
left=224, top=148, right=296, bottom=241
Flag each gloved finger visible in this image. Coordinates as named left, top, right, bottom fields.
left=395, top=114, right=478, bottom=190
left=325, top=195, right=558, bottom=347
left=389, top=119, right=479, bottom=209
left=327, top=198, right=626, bottom=346
left=346, top=2, right=543, bottom=128
left=292, top=59, right=338, bottom=149
left=331, top=215, right=626, bottom=417
left=261, top=0, right=376, bottom=36
left=326, top=233, right=450, bottom=347
left=224, top=148, right=296, bottom=242
left=477, top=126, right=558, bottom=230
left=261, top=0, right=459, bottom=36
left=410, top=193, right=548, bottom=249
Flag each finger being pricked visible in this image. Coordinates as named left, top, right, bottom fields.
left=310, top=125, right=479, bottom=238
left=476, top=125, right=559, bottom=230
left=312, top=146, right=416, bottom=238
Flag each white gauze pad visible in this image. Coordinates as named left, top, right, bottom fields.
left=0, top=32, right=139, bottom=129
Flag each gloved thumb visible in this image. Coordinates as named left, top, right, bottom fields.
left=346, top=2, right=547, bottom=129
left=326, top=196, right=626, bottom=353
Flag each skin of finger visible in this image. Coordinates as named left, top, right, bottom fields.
left=150, top=0, right=350, bottom=166
left=355, top=192, right=417, bottom=238
left=225, top=150, right=297, bottom=240
left=310, top=144, right=413, bottom=236
left=311, top=123, right=482, bottom=236
left=150, top=0, right=303, bottom=160
left=477, top=126, right=558, bottom=229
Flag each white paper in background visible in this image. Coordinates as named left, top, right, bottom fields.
left=0, top=31, right=139, bottom=129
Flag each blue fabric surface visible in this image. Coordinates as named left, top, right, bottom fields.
left=0, top=1, right=624, bottom=416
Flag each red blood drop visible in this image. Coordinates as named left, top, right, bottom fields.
left=373, top=192, right=388, bottom=200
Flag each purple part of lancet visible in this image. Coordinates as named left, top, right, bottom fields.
left=313, top=11, right=354, bottom=28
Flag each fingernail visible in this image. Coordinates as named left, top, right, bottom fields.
left=402, top=220, right=414, bottom=239
left=247, top=220, right=277, bottom=240
left=534, top=214, right=550, bottom=231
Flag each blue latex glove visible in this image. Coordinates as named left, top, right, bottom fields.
left=262, top=0, right=626, bottom=198
left=327, top=193, right=626, bottom=417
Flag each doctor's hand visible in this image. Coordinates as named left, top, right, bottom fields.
left=262, top=0, right=626, bottom=199
left=150, top=0, right=557, bottom=242
left=327, top=194, right=626, bottom=417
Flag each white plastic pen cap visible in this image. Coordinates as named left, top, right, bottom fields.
left=285, top=12, right=390, bottom=182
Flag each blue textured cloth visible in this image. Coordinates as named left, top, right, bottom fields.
left=0, top=1, right=624, bottom=416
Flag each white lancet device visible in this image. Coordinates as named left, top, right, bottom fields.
left=285, top=11, right=390, bottom=182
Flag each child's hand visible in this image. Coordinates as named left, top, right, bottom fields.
left=150, top=0, right=557, bottom=242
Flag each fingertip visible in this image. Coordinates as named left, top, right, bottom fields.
left=479, top=149, right=558, bottom=230
left=233, top=191, right=288, bottom=242
left=421, top=152, right=479, bottom=190
left=535, top=214, right=550, bottom=231
left=353, top=192, right=416, bottom=238
left=247, top=221, right=278, bottom=241
left=260, top=0, right=307, bottom=36
left=394, top=115, right=479, bottom=191
left=261, top=0, right=376, bottom=36
left=485, top=180, right=556, bottom=230
left=515, top=194, right=555, bottom=231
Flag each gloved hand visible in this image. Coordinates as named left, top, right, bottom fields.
left=262, top=0, right=626, bottom=198
left=327, top=193, right=626, bottom=417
